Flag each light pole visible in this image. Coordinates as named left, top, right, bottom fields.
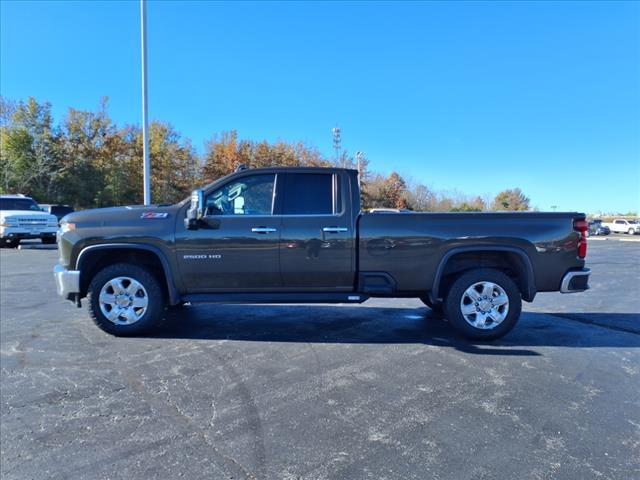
left=332, top=127, right=341, bottom=166
left=140, top=0, right=151, bottom=205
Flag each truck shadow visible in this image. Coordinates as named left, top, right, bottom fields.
left=153, top=305, right=640, bottom=355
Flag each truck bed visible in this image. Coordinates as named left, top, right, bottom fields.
left=358, top=211, right=586, bottom=296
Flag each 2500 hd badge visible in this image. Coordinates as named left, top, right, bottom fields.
left=183, top=254, right=222, bottom=260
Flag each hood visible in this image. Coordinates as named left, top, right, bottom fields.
left=63, top=204, right=180, bottom=229
left=1, top=209, right=56, bottom=219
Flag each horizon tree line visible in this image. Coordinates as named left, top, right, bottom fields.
left=1, top=96, right=533, bottom=212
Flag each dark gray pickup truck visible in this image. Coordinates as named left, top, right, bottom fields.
left=54, top=166, right=590, bottom=339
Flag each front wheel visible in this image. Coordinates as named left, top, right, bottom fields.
left=444, top=268, right=522, bottom=340
left=87, top=263, right=165, bottom=336
left=629, top=228, right=636, bottom=235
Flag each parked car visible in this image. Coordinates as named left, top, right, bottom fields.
left=54, top=167, right=591, bottom=340
left=40, top=204, right=75, bottom=224
left=602, top=219, right=640, bottom=235
left=588, top=220, right=610, bottom=236
left=0, top=195, right=59, bottom=248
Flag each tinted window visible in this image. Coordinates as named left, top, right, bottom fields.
left=282, top=174, right=333, bottom=215
left=0, top=198, right=41, bottom=211
left=51, top=206, right=74, bottom=217
left=205, top=174, right=275, bottom=216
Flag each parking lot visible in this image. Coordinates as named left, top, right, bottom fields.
left=1, top=240, right=639, bottom=480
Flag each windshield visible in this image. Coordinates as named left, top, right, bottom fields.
left=0, top=198, right=41, bottom=211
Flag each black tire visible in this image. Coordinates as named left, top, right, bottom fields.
left=5, top=239, right=19, bottom=248
left=629, top=228, right=636, bottom=235
left=87, top=263, right=165, bottom=336
left=42, top=237, right=56, bottom=245
left=419, top=295, right=444, bottom=314
left=443, top=268, right=522, bottom=341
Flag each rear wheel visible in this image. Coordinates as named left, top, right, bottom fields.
left=629, top=228, right=636, bottom=235
left=444, top=268, right=521, bottom=340
left=88, top=263, right=164, bottom=336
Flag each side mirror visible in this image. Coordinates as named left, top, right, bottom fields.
left=184, top=189, right=204, bottom=230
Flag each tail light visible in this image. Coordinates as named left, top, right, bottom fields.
left=573, top=219, right=588, bottom=258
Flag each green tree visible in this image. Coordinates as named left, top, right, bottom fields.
left=0, top=97, right=60, bottom=200
left=56, top=99, right=112, bottom=208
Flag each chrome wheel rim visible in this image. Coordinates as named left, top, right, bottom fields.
left=460, top=281, right=509, bottom=330
left=98, top=276, right=149, bottom=325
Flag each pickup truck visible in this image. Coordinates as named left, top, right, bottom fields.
left=601, top=219, right=640, bottom=235
left=54, top=166, right=591, bottom=340
left=1, top=194, right=59, bottom=248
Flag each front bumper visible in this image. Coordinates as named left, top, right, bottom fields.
left=1, top=228, right=57, bottom=242
left=560, top=268, right=591, bottom=293
left=53, top=264, right=80, bottom=300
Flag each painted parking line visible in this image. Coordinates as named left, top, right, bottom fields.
left=588, top=236, right=640, bottom=242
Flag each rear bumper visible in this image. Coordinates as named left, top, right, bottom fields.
left=53, top=264, right=80, bottom=300
left=560, top=268, right=591, bottom=293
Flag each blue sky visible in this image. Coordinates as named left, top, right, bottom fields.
left=1, top=0, right=639, bottom=213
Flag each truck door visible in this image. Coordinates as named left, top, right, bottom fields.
left=175, top=173, right=281, bottom=291
left=277, top=172, right=355, bottom=290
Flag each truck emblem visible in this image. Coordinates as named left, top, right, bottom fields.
left=141, top=212, right=169, bottom=219
left=183, top=254, right=222, bottom=260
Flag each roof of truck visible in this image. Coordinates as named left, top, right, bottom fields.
left=0, top=194, right=32, bottom=199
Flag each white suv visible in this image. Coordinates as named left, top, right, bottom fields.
left=0, top=195, right=59, bottom=248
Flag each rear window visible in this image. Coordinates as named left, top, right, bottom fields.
left=282, top=173, right=334, bottom=215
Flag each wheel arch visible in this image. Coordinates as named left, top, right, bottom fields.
left=76, top=243, right=179, bottom=305
left=431, top=246, right=536, bottom=303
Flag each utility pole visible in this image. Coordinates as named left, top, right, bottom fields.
left=332, top=127, right=341, bottom=166
left=140, top=0, right=151, bottom=205
left=356, top=151, right=365, bottom=188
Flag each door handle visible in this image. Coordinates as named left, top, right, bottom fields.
left=251, top=227, right=277, bottom=234
left=322, top=227, right=348, bottom=233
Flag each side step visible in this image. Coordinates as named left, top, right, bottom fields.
left=181, top=292, right=370, bottom=305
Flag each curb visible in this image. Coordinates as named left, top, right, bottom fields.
left=17, top=244, right=57, bottom=250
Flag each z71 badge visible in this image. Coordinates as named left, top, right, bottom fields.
left=141, top=212, right=169, bottom=219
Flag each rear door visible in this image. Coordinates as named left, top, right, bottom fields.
left=277, top=172, right=355, bottom=290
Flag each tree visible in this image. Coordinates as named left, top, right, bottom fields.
left=381, top=172, right=408, bottom=209
left=491, top=188, right=530, bottom=211
left=0, top=97, right=60, bottom=200
left=56, top=99, right=113, bottom=208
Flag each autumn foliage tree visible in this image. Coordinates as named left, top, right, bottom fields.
left=491, top=188, right=530, bottom=211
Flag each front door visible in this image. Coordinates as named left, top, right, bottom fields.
left=175, top=173, right=281, bottom=292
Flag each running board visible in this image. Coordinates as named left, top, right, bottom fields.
left=181, top=292, right=369, bottom=305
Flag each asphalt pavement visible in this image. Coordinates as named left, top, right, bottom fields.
left=1, top=241, right=639, bottom=480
